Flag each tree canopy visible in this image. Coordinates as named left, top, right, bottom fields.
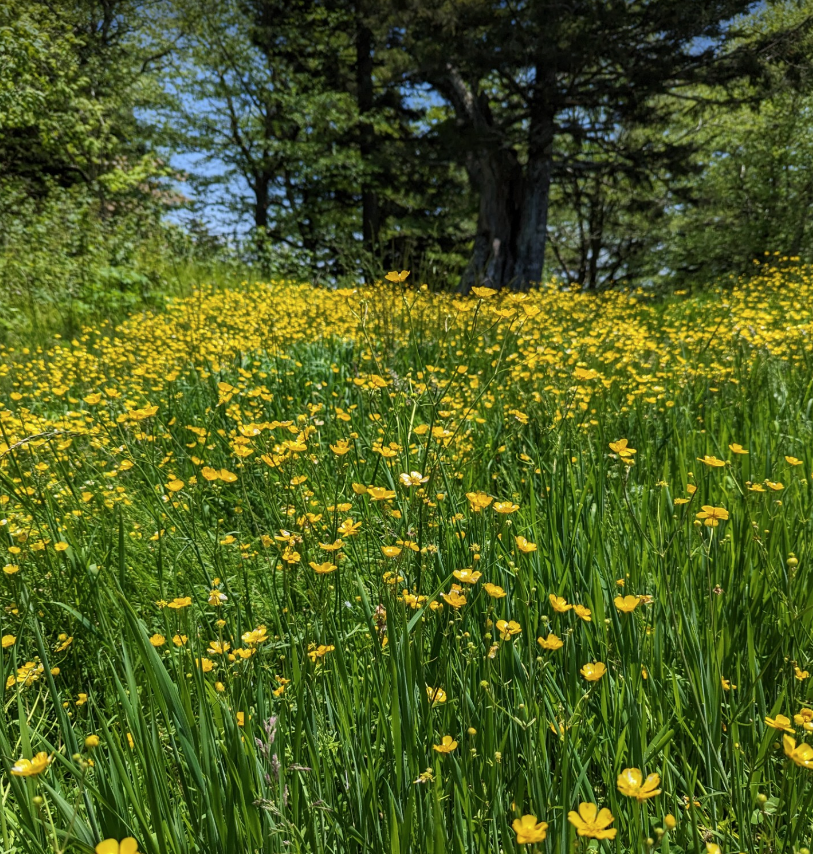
left=2, top=0, right=813, bottom=303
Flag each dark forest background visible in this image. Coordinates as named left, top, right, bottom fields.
left=3, top=0, right=813, bottom=332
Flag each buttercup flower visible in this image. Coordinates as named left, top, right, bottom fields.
left=697, top=455, right=726, bottom=468
left=567, top=802, right=617, bottom=839
left=427, top=686, right=447, bottom=704
left=549, top=594, right=572, bottom=613
left=433, top=735, right=458, bottom=753
left=367, top=486, right=396, bottom=501
left=330, top=439, right=352, bottom=455
left=442, top=588, right=467, bottom=609
left=512, top=814, right=548, bottom=844
left=609, top=439, right=636, bottom=460
left=310, top=561, right=337, bottom=574
left=617, top=768, right=662, bottom=801
left=614, top=595, right=640, bottom=613
left=242, top=626, right=268, bottom=645
left=207, top=641, right=230, bottom=655
left=696, top=506, right=728, bottom=527
left=11, top=752, right=51, bottom=777
left=784, top=735, right=813, bottom=768
left=96, top=840, right=140, bottom=854
left=496, top=619, right=521, bottom=640
left=795, top=708, right=813, bottom=730
left=515, top=536, right=537, bottom=553
left=483, top=582, right=506, bottom=598
left=208, top=589, right=227, bottom=606
left=766, top=714, right=794, bottom=734
left=400, top=471, right=429, bottom=487
left=466, top=492, right=493, bottom=512
left=385, top=269, right=410, bottom=283
left=307, top=644, right=334, bottom=662
left=581, top=662, right=606, bottom=682
left=537, top=633, right=563, bottom=651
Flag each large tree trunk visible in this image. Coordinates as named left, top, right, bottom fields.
left=514, top=53, right=556, bottom=290
left=355, top=8, right=379, bottom=264
left=514, top=91, right=555, bottom=289
left=254, top=173, right=269, bottom=231
left=440, top=63, right=556, bottom=292
left=439, top=66, right=524, bottom=292
left=253, top=172, right=271, bottom=272
left=460, top=144, right=524, bottom=292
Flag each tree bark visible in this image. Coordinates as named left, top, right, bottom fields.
left=254, top=170, right=270, bottom=230
left=460, top=143, right=524, bottom=292
left=438, top=66, right=523, bottom=293
left=355, top=8, right=379, bottom=262
left=514, top=121, right=554, bottom=288
left=253, top=171, right=271, bottom=272
left=438, top=61, right=557, bottom=292
left=514, top=61, right=556, bottom=290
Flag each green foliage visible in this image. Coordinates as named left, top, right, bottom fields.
left=0, top=0, right=243, bottom=339
left=166, top=0, right=475, bottom=282
left=662, top=90, right=813, bottom=282
left=546, top=1, right=813, bottom=288
left=0, top=183, right=250, bottom=345
left=2, top=270, right=813, bottom=851
left=5, top=0, right=813, bottom=315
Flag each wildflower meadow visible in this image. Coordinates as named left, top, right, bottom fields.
left=3, top=264, right=813, bottom=854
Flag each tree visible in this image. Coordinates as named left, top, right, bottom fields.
left=168, top=0, right=354, bottom=272
left=657, top=88, right=813, bottom=282
left=0, top=0, right=190, bottom=332
left=546, top=127, right=670, bottom=289
left=401, top=0, right=810, bottom=291
left=0, top=0, right=176, bottom=200
left=641, top=4, right=813, bottom=283
left=169, top=0, right=474, bottom=279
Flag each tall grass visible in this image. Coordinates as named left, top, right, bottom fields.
left=1, top=266, right=813, bottom=853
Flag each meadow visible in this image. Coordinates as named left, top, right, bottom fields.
left=2, top=263, right=813, bottom=854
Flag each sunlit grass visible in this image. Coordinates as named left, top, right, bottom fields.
left=2, top=265, right=813, bottom=853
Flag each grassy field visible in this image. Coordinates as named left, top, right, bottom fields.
left=2, top=264, right=813, bottom=854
